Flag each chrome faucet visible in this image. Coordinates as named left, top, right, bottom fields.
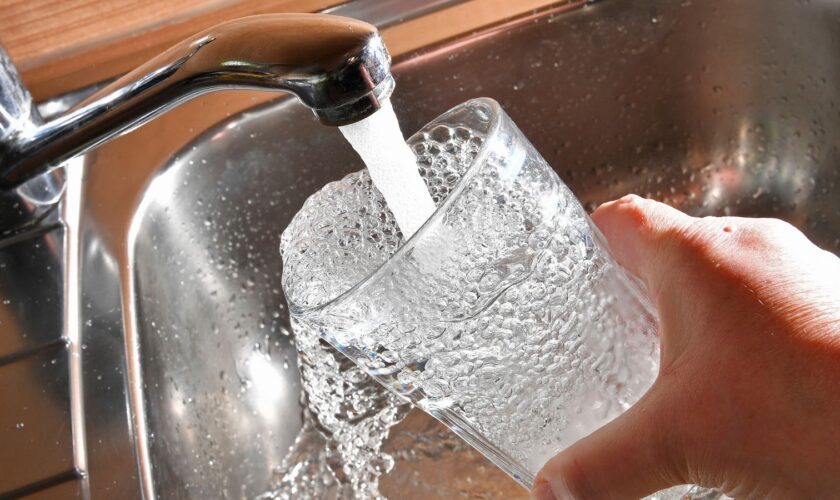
left=0, top=11, right=396, bottom=498
left=0, top=13, right=393, bottom=190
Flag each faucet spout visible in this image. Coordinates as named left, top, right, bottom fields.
left=0, top=14, right=394, bottom=188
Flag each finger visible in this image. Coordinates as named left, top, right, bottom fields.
left=591, top=195, right=692, bottom=299
left=532, top=390, right=680, bottom=499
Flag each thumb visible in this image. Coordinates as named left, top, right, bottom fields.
left=590, top=195, right=693, bottom=300
left=532, top=390, right=680, bottom=499
left=530, top=196, right=693, bottom=499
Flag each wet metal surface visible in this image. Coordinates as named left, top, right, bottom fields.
left=3, top=0, right=840, bottom=497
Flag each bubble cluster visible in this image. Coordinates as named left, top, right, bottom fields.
left=414, top=124, right=483, bottom=204
left=282, top=119, right=660, bottom=490
left=280, top=172, right=403, bottom=311
left=279, top=125, right=489, bottom=498
left=278, top=125, right=490, bottom=498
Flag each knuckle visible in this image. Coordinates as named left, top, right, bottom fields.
left=666, top=216, right=805, bottom=272
left=661, top=216, right=731, bottom=263
left=549, top=460, right=598, bottom=500
left=753, top=217, right=801, bottom=240
left=728, top=217, right=801, bottom=253
left=611, top=195, right=659, bottom=236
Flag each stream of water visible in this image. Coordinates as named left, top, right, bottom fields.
left=269, top=99, right=435, bottom=499
left=339, top=99, right=437, bottom=239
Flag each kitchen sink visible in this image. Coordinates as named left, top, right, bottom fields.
left=7, top=0, right=838, bottom=497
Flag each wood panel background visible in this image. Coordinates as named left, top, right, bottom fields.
left=0, top=0, right=344, bottom=100
left=0, top=0, right=569, bottom=101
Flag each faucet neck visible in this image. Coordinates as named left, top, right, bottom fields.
left=0, top=14, right=393, bottom=190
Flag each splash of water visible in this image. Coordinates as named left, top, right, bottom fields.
left=268, top=99, right=432, bottom=499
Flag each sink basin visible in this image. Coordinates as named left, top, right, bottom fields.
left=70, top=0, right=840, bottom=497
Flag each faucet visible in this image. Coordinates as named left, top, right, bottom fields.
left=0, top=13, right=393, bottom=190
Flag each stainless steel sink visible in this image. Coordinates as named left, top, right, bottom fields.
left=4, top=0, right=840, bottom=497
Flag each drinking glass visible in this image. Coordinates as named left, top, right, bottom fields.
left=287, top=98, right=662, bottom=489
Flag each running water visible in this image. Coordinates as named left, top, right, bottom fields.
left=273, top=99, right=710, bottom=500
left=267, top=99, right=432, bottom=499
left=339, top=99, right=436, bottom=238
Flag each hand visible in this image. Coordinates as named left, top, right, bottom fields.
left=531, top=195, right=840, bottom=499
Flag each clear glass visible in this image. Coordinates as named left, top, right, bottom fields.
left=285, top=98, right=661, bottom=488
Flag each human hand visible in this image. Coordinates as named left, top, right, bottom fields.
left=532, top=195, right=840, bottom=499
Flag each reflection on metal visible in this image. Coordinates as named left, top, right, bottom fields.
left=62, top=156, right=90, bottom=497
left=0, top=10, right=395, bottom=500
left=36, top=80, right=112, bottom=121
left=3, top=0, right=840, bottom=498
left=325, top=0, right=470, bottom=29
left=0, top=14, right=394, bottom=188
left=0, top=43, right=66, bottom=235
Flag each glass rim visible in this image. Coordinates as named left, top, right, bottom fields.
left=293, top=97, right=505, bottom=317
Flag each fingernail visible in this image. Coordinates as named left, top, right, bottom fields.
left=531, top=479, right=557, bottom=500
